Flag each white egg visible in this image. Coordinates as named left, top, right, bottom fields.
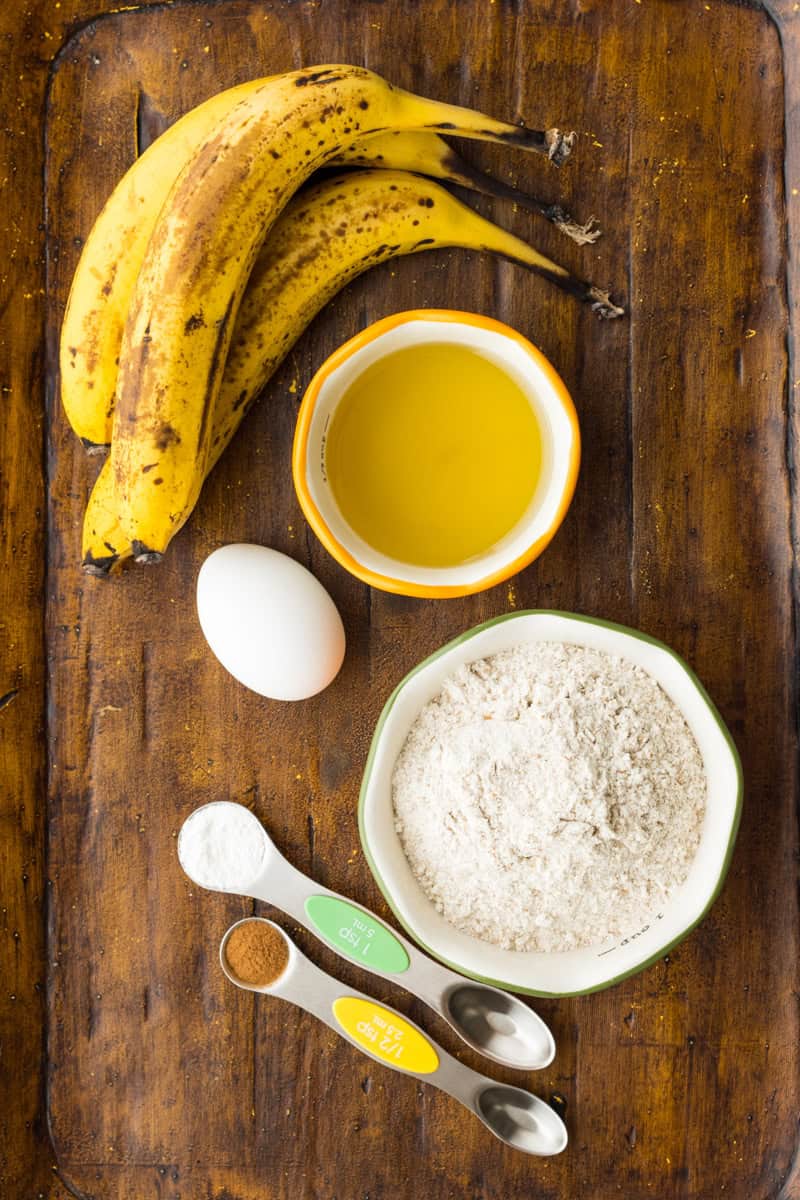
left=196, top=544, right=346, bottom=701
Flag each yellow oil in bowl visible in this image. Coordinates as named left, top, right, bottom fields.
left=324, top=343, right=542, bottom=568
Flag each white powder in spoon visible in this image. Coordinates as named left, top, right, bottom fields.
left=178, top=802, right=267, bottom=891
left=392, top=642, right=706, bottom=953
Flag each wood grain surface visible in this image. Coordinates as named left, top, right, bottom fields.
left=2, top=0, right=800, bottom=1197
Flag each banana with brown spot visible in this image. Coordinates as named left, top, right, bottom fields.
left=109, top=65, right=574, bottom=562
left=62, top=73, right=573, bottom=451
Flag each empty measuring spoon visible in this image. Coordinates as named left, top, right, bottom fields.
left=220, top=918, right=567, bottom=1157
left=178, top=800, right=555, bottom=1070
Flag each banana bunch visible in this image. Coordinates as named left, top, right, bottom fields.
left=61, top=65, right=622, bottom=573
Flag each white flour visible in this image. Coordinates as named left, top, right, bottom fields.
left=392, top=642, right=706, bottom=953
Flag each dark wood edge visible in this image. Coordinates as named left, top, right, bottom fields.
left=763, top=5, right=800, bottom=1195
left=0, top=0, right=795, bottom=1195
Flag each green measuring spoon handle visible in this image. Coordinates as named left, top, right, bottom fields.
left=304, top=893, right=411, bottom=974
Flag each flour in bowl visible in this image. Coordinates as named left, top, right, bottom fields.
left=391, top=642, right=706, bottom=953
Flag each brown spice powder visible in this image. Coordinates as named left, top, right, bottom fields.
left=225, top=920, right=289, bottom=987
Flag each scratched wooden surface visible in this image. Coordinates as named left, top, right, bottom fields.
left=2, top=0, right=799, bottom=1196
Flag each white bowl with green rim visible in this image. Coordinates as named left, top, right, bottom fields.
left=358, top=610, right=742, bottom=997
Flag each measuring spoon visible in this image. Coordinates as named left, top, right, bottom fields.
left=178, top=801, right=554, bottom=1070
left=220, top=918, right=567, bottom=1157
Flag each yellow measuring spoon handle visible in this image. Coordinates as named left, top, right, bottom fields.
left=272, top=945, right=447, bottom=1079
left=331, top=995, right=440, bottom=1075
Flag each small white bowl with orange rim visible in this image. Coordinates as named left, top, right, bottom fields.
left=292, top=310, right=580, bottom=599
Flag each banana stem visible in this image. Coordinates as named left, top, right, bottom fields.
left=394, top=87, right=575, bottom=165
left=543, top=274, right=624, bottom=319
left=501, top=250, right=624, bottom=318
left=438, top=147, right=600, bottom=244
left=476, top=229, right=623, bottom=318
left=434, top=121, right=575, bottom=165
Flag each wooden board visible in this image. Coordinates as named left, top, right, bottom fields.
left=39, top=1, right=800, bottom=1196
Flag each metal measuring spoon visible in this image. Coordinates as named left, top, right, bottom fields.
left=178, top=801, right=555, bottom=1070
left=220, top=918, right=567, bottom=1158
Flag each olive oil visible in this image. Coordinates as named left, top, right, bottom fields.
left=325, top=342, right=542, bottom=567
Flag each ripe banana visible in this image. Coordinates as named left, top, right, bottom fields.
left=62, top=75, right=574, bottom=452
left=84, top=170, right=621, bottom=574
left=109, top=65, right=575, bottom=562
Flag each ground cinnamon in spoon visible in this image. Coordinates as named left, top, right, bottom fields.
left=225, top=920, right=289, bottom=987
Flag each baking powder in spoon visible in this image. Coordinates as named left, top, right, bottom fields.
left=178, top=802, right=266, bottom=891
